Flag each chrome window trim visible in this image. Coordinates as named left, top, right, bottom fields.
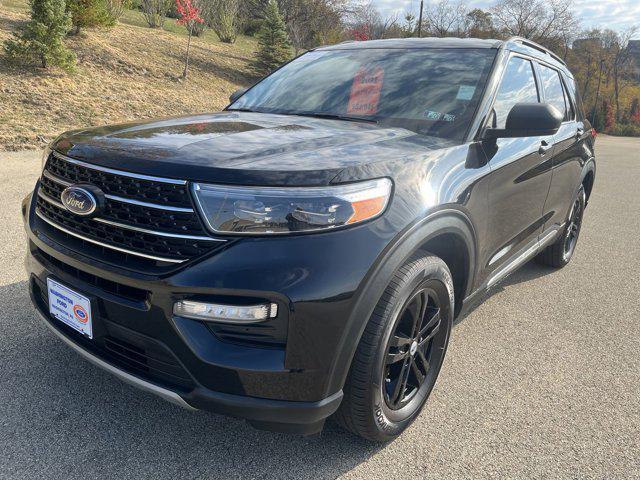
left=35, top=210, right=186, bottom=264
left=43, top=169, right=195, bottom=213
left=37, top=190, right=219, bottom=242
left=52, top=151, right=187, bottom=185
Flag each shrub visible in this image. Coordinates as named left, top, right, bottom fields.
left=3, top=0, right=76, bottom=71
left=199, top=0, right=239, bottom=43
left=610, top=124, right=640, bottom=137
left=141, top=0, right=171, bottom=27
left=251, top=0, right=291, bottom=76
left=212, top=0, right=238, bottom=43
left=66, top=0, right=116, bottom=34
left=104, top=0, right=131, bottom=20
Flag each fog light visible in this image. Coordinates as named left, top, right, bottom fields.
left=173, top=300, right=278, bottom=323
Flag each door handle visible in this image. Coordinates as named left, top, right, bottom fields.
left=539, top=140, right=552, bottom=155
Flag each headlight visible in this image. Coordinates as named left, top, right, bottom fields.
left=41, top=145, right=52, bottom=171
left=192, top=178, right=392, bottom=235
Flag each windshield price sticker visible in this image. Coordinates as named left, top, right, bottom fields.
left=347, top=66, right=385, bottom=115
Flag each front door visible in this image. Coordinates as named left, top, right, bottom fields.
left=480, top=55, right=554, bottom=282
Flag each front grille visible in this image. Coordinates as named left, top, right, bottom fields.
left=34, top=246, right=148, bottom=303
left=46, top=153, right=191, bottom=207
left=36, top=152, right=224, bottom=266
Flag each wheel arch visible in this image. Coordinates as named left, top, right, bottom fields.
left=581, top=158, right=596, bottom=204
left=576, top=157, right=596, bottom=203
left=324, top=209, right=477, bottom=397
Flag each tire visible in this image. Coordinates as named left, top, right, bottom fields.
left=536, top=186, right=586, bottom=268
left=334, top=253, right=454, bottom=442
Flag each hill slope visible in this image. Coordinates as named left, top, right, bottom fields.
left=0, top=1, right=257, bottom=151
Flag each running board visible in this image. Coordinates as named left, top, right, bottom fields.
left=487, top=229, right=559, bottom=289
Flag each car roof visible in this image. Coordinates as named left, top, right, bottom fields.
left=319, top=37, right=502, bottom=50
left=318, top=36, right=573, bottom=78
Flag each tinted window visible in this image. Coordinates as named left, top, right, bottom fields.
left=230, top=48, right=496, bottom=141
left=539, top=65, right=569, bottom=120
left=563, top=74, right=581, bottom=120
left=493, top=57, right=539, bottom=128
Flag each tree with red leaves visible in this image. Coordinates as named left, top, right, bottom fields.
left=349, top=26, right=370, bottom=41
left=629, top=98, right=640, bottom=125
left=176, top=0, right=203, bottom=78
left=603, top=100, right=616, bottom=133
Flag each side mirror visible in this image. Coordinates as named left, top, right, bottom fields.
left=229, top=88, right=247, bottom=104
left=483, top=103, right=562, bottom=140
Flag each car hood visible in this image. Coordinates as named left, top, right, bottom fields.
left=53, top=112, right=454, bottom=186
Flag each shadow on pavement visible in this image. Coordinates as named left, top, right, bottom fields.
left=0, top=280, right=382, bottom=479
left=454, top=260, right=556, bottom=326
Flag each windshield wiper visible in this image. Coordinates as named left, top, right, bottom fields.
left=287, top=112, right=378, bottom=124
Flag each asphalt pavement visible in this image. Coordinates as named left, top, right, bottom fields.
left=0, top=135, right=638, bottom=479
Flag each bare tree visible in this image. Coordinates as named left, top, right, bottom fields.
left=348, top=1, right=400, bottom=40
left=610, top=27, right=639, bottom=122
left=424, top=0, right=469, bottom=38
left=491, top=0, right=580, bottom=52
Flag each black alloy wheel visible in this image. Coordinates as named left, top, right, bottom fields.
left=334, top=254, right=453, bottom=442
left=536, top=186, right=586, bottom=268
left=383, top=287, right=442, bottom=410
left=563, top=194, right=584, bottom=261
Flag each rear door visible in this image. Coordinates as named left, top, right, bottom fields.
left=480, top=55, right=555, bottom=282
left=537, top=64, right=587, bottom=232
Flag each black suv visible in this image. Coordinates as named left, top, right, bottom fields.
left=23, top=37, right=595, bottom=441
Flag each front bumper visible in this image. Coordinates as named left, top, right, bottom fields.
left=23, top=190, right=391, bottom=433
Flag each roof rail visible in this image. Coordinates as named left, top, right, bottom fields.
left=507, top=37, right=567, bottom=66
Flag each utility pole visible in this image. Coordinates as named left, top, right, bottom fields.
left=417, top=0, right=424, bottom=38
left=592, top=59, right=604, bottom=127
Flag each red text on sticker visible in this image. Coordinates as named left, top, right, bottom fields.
left=347, top=66, right=384, bottom=115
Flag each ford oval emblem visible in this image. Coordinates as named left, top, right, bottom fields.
left=60, top=186, right=98, bottom=216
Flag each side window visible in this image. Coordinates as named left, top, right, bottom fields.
left=539, top=65, right=569, bottom=121
left=493, top=57, right=539, bottom=129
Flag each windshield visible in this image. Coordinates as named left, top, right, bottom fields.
left=229, top=48, right=496, bottom=141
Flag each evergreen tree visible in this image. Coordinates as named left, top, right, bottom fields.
left=3, top=0, right=75, bottom=71
left=252, top=0, right=292, bottom=76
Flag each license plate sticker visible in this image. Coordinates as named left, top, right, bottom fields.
left=47, top=278, right=93, bottom=339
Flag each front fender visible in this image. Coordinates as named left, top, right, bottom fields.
left=324, top=208, right=477, bottom=397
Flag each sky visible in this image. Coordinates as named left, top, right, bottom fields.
left=371, top=0, right=640, bottom=34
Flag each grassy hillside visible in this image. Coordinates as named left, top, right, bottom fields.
left=0, top=0, right=258, bottom=150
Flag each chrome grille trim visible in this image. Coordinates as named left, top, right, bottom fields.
left=92, top=218, right=219, bottom=241
left=35, top=210, right=186, bottom=264
left=43, top=169, right=194, bottom=213
left=37, top=190, right=218, bottom=242
left=38, top=189, right=66, bottom=209
left=103, top=194, right=194, bottom=213
left=51, top=151, right=187, bottom=185
left=42, top=169, right=71, bottom=187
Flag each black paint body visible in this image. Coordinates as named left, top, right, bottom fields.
left=23, top=38, right=596, bottom=434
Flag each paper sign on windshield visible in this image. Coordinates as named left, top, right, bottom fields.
left=347, top=66, right=385, bottom=115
